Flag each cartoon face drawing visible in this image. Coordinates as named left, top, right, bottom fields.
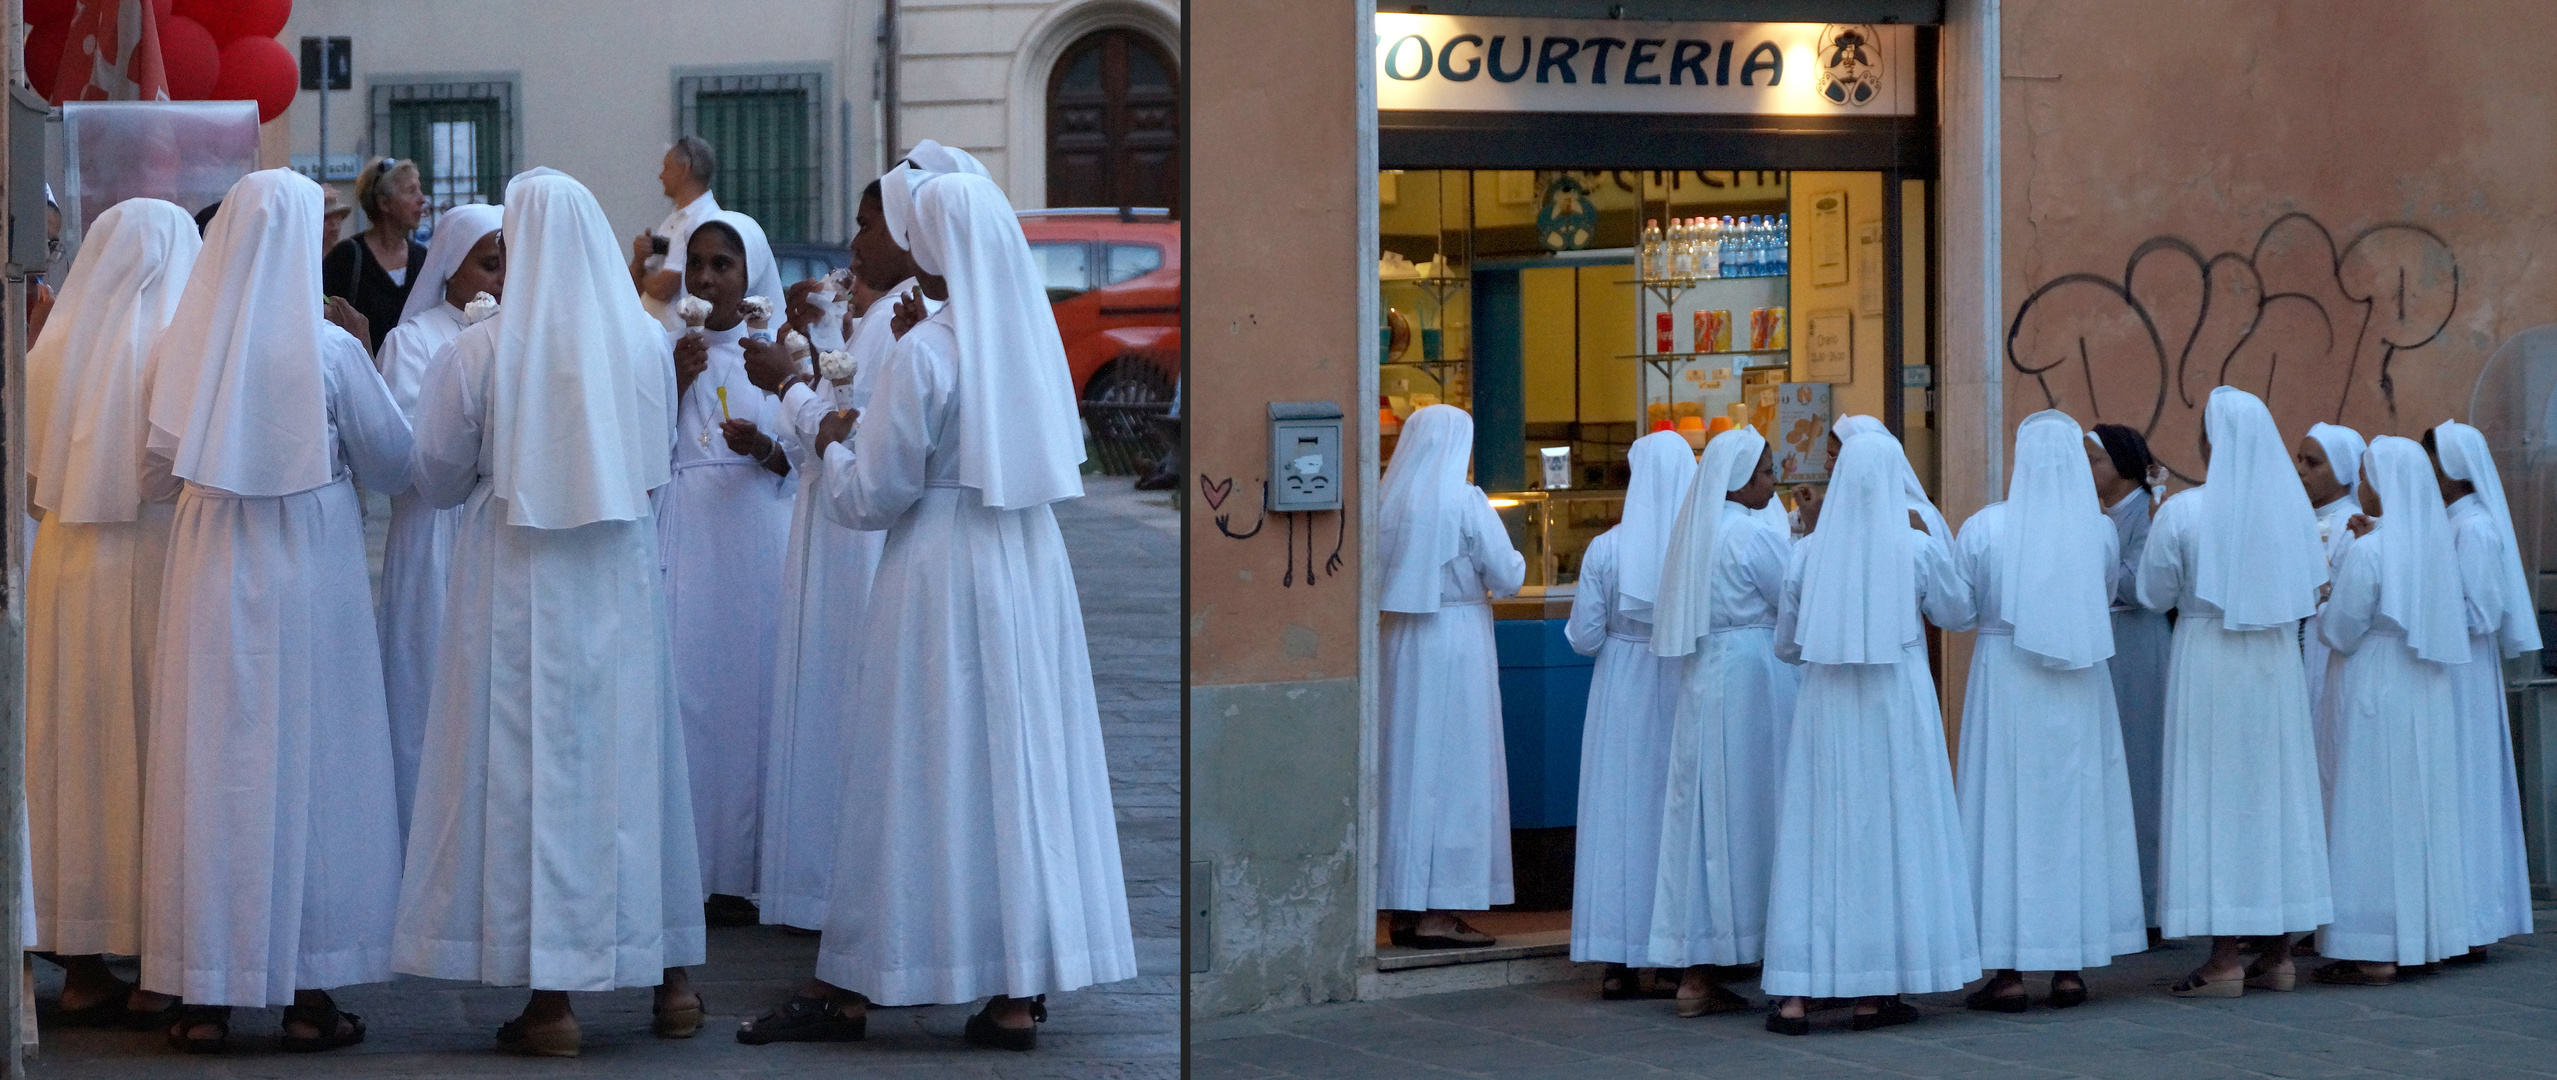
left=1818, top=24, right=1882, bottom=107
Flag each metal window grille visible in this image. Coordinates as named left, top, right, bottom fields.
left=678, top=72, right=823, bottom=243
left=371, top=80, right=515, bottom=215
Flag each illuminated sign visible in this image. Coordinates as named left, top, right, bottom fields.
left=1374, top=14, right=1916, bottom=117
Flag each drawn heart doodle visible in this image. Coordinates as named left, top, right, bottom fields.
left=1199, top=474, right=1233, bottom=511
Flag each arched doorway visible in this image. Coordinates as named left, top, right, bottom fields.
left=1046, top=28, right=1180, bottom=214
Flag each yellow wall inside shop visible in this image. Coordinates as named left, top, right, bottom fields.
left=1518, top=265, right=1640, bottom=427
left=1522, top=267, right=1577, bottom=424
left=1577, top=266, right=1637, bottom=424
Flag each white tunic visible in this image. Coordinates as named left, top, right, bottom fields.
left=659, top=322, right=796, bottom=897
left=2445, top=495, right=2537, bottom=946
left=1761, top=527, right=1979, bottom=998
left=2316, top=534, right=2471, bottom=964
left=375, top=300, right=469, bottom=840
left=2101, top=488, right=2170, bottom=927
left=393, top=317, right=706, bottom=991
left=1563, top=531, right=1681, bottom=966
left=140, top=327, right=411, bottom=1005
left=26, top=499, right=173, bottom=955
left=1949, top=503, right=2146, bottom=971
left=812, top=309, right=1136, bottom=1004
left=757, top=298, right=896, bottom=931
left=1376, top=486, right=1526, bottom=912
left=2136, top=492, right=2334, bottom=937
left=2305, top=493, right=2358, bottom=805
left=1646, top=504, right=1798, bottom=968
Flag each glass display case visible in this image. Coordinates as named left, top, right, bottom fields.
left=1486, top=489, right=1626, bottom=593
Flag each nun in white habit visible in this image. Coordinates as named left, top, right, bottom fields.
left=748, top=167, right=1133, bottom=1050
left=22, top=198, right=197, bottom=1025
left=1947, top=411, right=2144, bottom=1011
left=1563, top=430, right=1695, bottom=995
left=139, top=169, right=411, bottom=1052
left=2086, top=424, right=2170, bottom=935
left=2312, top=436, right=2472, bottom=983
left=1805, top=414, right=1950, bottom=538
left=1645, top=426, right=1796, bottom=1016
left=2135, top=386, right=2332, bottom=996
left=393, top=168, right=704, bottom=1057
left=661, top=208, right=797, bottom=918
left=373, top=201, right=503, bottom=841
left=2296, top=420, right=2366, bottom=803
left=1762, top=429, right=1978, bottom=1035
left=2427, top=421, right=2540, bottom=956
left=1369, top=404, right=1527, bottom=949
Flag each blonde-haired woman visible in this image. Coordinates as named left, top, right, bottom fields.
left=322, top=156, right=428, bottom=353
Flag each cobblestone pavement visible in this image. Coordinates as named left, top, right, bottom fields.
left=29, top=476, right=1180, bottom=1079
left=1195, top=903, right=2557, bottom=1080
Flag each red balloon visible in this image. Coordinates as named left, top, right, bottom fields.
left=23, top=21, right=66, bottom=101
left=152, top=0, right=176, bottom=20
left=23, top=0, right=74, bottom=28
left=158, top=15, right=220, bottom=101
left=210, top=35, right=296, bottom=123
left=176, top=0, right=290, bottom=42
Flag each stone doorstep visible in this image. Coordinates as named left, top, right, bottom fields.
left=1373, top=928, right=1574, bottom=972
left=1361, top=930, right=1590, bottom=1001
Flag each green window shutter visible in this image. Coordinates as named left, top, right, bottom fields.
left=372, top=79, right=516, bottom=218
left=679, top=73, right=822, bottom=243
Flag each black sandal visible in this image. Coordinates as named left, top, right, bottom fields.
left=1964, top=984, right=2029, bottom=1013
left=1764, top=1008, right=1809, bottom=1036
left=166, top=1005, right=231, bottom=1055
left=736, top=993, right=866, bottom=1045
left=2047, top=977, right=2089, bottom=1009
left=51, top=981, right=137, bottom=1028
left=704, top=893, right=761, bottom=928
left=1850, top=999, right=1920, bottom=1031
left=963, top=996, right=1044, bottom=1052
left=278, top=999, right=367, bottom=1053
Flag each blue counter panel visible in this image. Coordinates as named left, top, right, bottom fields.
left=1495, top=617, right=1593, bottom=829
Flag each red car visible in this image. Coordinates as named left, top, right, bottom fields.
left=1018, top=208, right=1181, bottom=410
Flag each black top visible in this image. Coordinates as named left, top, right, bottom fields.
left=322, top=235, right=429, bottom=354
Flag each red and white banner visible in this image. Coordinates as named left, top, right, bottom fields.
left=52, top=0, right=170, bottom=103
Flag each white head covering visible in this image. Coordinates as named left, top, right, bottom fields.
left=2306, top=421, right=2367, bottom=500
left=904, top=138, right=992, bottom=181
left=1380, top=404, right=1477, bottom=614
left=1651, top=426, right=1767, bottom=657
left=2432, top=420, right=2542, bottom=656
left=2360, top=436, right=2470, bottom=664
left=144, top=169, right=335, bottom=498
left=1795, top=430, right=1920, bottom=664
left=397, top=203, right=501, bottom=324
left=881, top=140, right=997, bottom=250
left=1830, top=412, right=1947, bottom=537
left=27, top=198, right=200, bottom=522
left=686, top=209, right=783, bottom=317
left=903, top=170, right=1085, bottom=509
left=1613, top=430, right=1701, bottom=620
left=487, top=168, right=674, bottom=529
left=2001, top=410, right=2114, bottom=669
left=2193, top=386, right=2326, bottom=629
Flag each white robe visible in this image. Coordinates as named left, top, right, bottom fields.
left=375, top=300, right=469, bottom=840
left=2102, top=488, right=2170, bottom=927
left=1761, top=527, right=1979, bottom=998
left=1646, top=504, right=1798, bottom=968
left=659, top=322, right=795, bottom=898
left=757, top=298, right=895, bottom=931
left=2316, top=535, right=2471, bottom=964
left=812, top=308, right=1136, bottom=1004
left=1949, top=503, right=2146, bottom=971
left=393, top=317, right=706, bottom=990
left=1563, top=531, right=1680, bottom=966
left=139, top=327, right=410, bottom=1005
left=2305, top=493, right=2358, bottom=806
left=27, top=496, right=173, bottom=955
left=1376, top=487, right=1526, bottom=913
left=2136, top=492, right=2334, bottom=937
left=2445, top=495, right=2537, bottom=946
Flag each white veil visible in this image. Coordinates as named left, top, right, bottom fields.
left=28, top=198, right=200, bottom=522
left=2361, top=436, right=2470, bottom=664
left=2191, top=386, right=2326, bottom=629
left=2431, top=421, right=2542, bottom=656
left=1380, top=404, right=1477, bottom=614
left=1794, top=430, right=1919, bottom=665
left=1614, top=429, right=1700, bottom=620
left=2001, top=410, right=2114, bottom=669
left=1651, top=426, right=1767, bottom=657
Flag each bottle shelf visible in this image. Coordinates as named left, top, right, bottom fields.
left=1615, top=349, right=1789, bottom=361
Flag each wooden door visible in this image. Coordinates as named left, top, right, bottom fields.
left=1046, top=29, right=1181, bottom=215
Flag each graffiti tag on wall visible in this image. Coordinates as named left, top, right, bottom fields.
left=2006, top=212, right=2457, bottom=480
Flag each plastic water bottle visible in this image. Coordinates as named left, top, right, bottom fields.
left=1701, top=217, right=1722, bottom=279
left=1641, top=219, right=1662, bottom=280
left=1774, top=214, right=1791, bottom=276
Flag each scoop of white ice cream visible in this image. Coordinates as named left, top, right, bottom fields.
left=675, top=294, right=713, bottom=327
left=462, top=292, right=500, bottom=325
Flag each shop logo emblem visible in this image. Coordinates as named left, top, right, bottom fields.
left=1817, top=24, right=1882, bottom=107
left=1537, top=174, right=1598, bottom=251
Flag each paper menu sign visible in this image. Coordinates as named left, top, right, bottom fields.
left=1773, top=382, right=1834, bottom=483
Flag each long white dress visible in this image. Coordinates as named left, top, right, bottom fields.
left=2316, top=534, right=2471, bottom=964
left=1949, top=503, right=2146, bottom=971
left=1376, top=488, right=1526, bottom=912
left=1646, top=504, right=1797, bottom=968
left=393, top=315, right=707, bottom=991
left=375, top=300, right=469, bottom=840
left=811, top=307, right=1136, bottom=1004
left=2136, top=493, right=2334, bottom=937
left=659, top=321, right=796, bottom=898
left=1760, top=527, right=1978, bottom=998
left=756, top=293, right=900, bottom=931
left=139, top=327, right=411, bottom=1005
left=2445, top=495, right=2537, bottom=947
left=1564, top=531, right=1680, bottom=966
left=2101, top=488, right=2170, bottom=928
left=2305, top=493, right=2358, bottom=806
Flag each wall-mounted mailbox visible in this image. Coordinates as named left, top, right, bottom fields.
left=1268, top=400, right=1345, bottom=513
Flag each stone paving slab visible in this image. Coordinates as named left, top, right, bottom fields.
left=1195, top=909, right=2557, bottom=1080
left=30, top=477, right=1180, bottom=1077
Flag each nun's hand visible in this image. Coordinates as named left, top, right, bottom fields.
left=785, top=278, right=830, bottom=328
left=672, top=332, right=710, bottom=394
left=25, top=280, right=53, bottom=340
left=324, top=296, right=370, bottom=353
left=739, top=336, right=798, bottom=395
left=890, top=288, right=927, bottom=338
left=1793, top=484, right=1823, bottom=532
left=814, top=409, right=859, bottom=455
left=2346, top=513, right=2375, bottom=538
left=1908, top=510, right=1929, bottom=534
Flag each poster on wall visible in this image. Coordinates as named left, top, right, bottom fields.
left=1856, top=222, right=1885, bottom=316
left=1810, top=191, right=1848, bottom=287
left=1772, top=382, right=1834, bottom=483
left=1804, top=309, right=1852, bottom=382
left=1373, top=15, right=1917, bottom=117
